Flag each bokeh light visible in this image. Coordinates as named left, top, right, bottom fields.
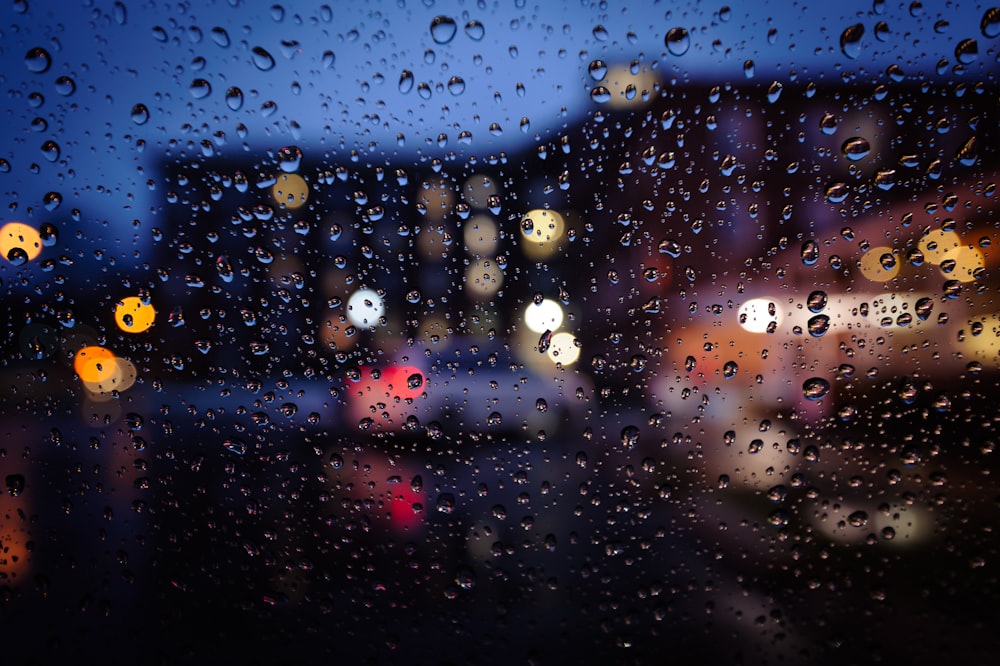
left=546, top=331, right=580, bottom=365
left=859, top=246, right=900, bottom=282
left=73, top=345, right=118, bottom=383
left=524, top=298, right=564, bottom=333
left=917, top=229, right=960, bottom=265
left=737, top=298, right=781, bottom=333
left=272, top=173, right=309, bottom=209
left=520, top=209, right=565, bottom=258
left=464, top=259, right=503, bottom=299
left=0, top=222, right=42, bottom=263
left=114, top=296, right=156, bottom=333
left=346, top=289, right=386, bottom=328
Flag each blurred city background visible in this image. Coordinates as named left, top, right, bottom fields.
left=1, top=2, right=999, bottom=664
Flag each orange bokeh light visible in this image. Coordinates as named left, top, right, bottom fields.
left=73, top=345, right=117, bottom=383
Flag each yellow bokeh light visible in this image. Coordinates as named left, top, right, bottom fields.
left=464, top=259, right=503, bottom=299
left=859, top=246, right=900, bottom=282
left=272, top=173, right=309, bottom=209
left=0, top=222, right=42, bottom=263
left=940, top=244, right=984, bottom=282
left=73, top=346, right=117, bottom=383
left=521, top=209, right=565, bottom=259
left=114, top=296, right=156, bottom=333
left=917, top=229, right=960, bottom=265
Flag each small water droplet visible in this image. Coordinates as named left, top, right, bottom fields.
left=189, top=78, right=212, bottom=99
left=130, top=103, right=149, bottom=125
left=447, top=76, right=465, bottom=95
left=464, top=20, right=485, bottom=41
left=430, top=16, right=458, bottom=44
left=24, top=47, right=52, bottom=73
left=40, top=140, right=60, bottom=162
left=955, top=38, right=979, bottom=64
left=982, top=8, right=1000, bottom=37
left=840, top=23, right=864, bottom=59
left=225, top=87, right=244, bottom=111
left=842, top=136, right=871, bottom=161
left=54, top=76, right=76, bottom=96
left=665, top=27, right=690, bottom=56
left=802, top=377, right=830, bottom=400
left=251, top=46, right=276, bottom=71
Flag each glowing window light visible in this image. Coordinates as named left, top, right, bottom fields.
left=520, top=209, right=564, bottom=258
left=73, top=346, right=118, bottom=383
left=113, top=296, right=156, bottom=333
left=524, top=298, right=564, bottom=333
left=859, top=246, right=900, bottom=282
left=462, top=174, right=499, bottom=209
left=546, top=331, right=580, bottom=365
left=346, top=289, right=385, bottom=328
left=737, top=298, right=780, bottom=333
left=463, top=215, right=498, bottom=254
left=271, top=173, right=308, bottom=209
left=917, top=229, right=960, bottom=265
left=0, top=222, right=42, bottom=263
left=940, top=244, right=984, bottom=282
left=464, top=259, right=503, bottom=299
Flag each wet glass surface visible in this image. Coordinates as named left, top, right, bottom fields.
left=1, top=2, right=1000, bottom=664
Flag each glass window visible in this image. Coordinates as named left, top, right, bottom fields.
left=1, top=1, right=998, bottom=663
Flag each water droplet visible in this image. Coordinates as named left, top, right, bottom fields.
left=588, top=59, right=608, bottom=81
left=801, top=240, right=819, bottom=265
left=40, top=140, right=60, bottom=162
left=807, top=314, right=830, bottom=337
left=225, top=87, right=244, bottom=111
left=802, top=377, right=830, bottom=400
left=430, top=16, right=458, bottom=44
left=826, top=182, right=849, bottom=203
left=210, top=26, right=230, bottom=47
left=24, top=47, right=51, bottom=73
left=955, top=38, right=979, bottom=64
left=277, top=145, right=302, bottom=173
left=665, top=27, right=690, bottom=56
left=130, top=103, right=149, bottom=125
left=447, top=76, right=465, bottom=95
left=391, top=71, right=414, bottom=99
left=5, top=474, right=26, bottom=497
left=251, top=46, right=276, bottom=71
left=840, top=23, right=864, bottom=59
left=842, top=136, right=871, bottom=161
left=766, top=80, right=783, bottom=103
left=723, top=360, right=738, bottom=379
left=538, top=329, right=552, bottom=354
left=982, top=8, right=1000, bottom=37
left=590, top=86, right=611, bottom=103
left=54, top=76, right=75, bottom=96
left=43, top=191, right=62, bottom=210
left=464, top=20, right=485, bottom=41
left=6, top=247, right=29, bottom=266
left=398, top=372, right=421, bottom=393
left=621, top=425, right=640, bottom=449
left=743, top=59, right=755, bottom=78
left=874, top=21, right=890, bottom=41
left=847, top=510, right=869, bottom=528
left=819, top=113, right=839, bottom=135
left=189, top=78, right=212, bottom=99
left=806, top=290, right=827, bottom=313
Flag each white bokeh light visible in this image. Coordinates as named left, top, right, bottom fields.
left=347, top=289, right=386, bottom=328
left=524, top=299, right=564, bottom=333
left=737, top=298, right=780, bottom=334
